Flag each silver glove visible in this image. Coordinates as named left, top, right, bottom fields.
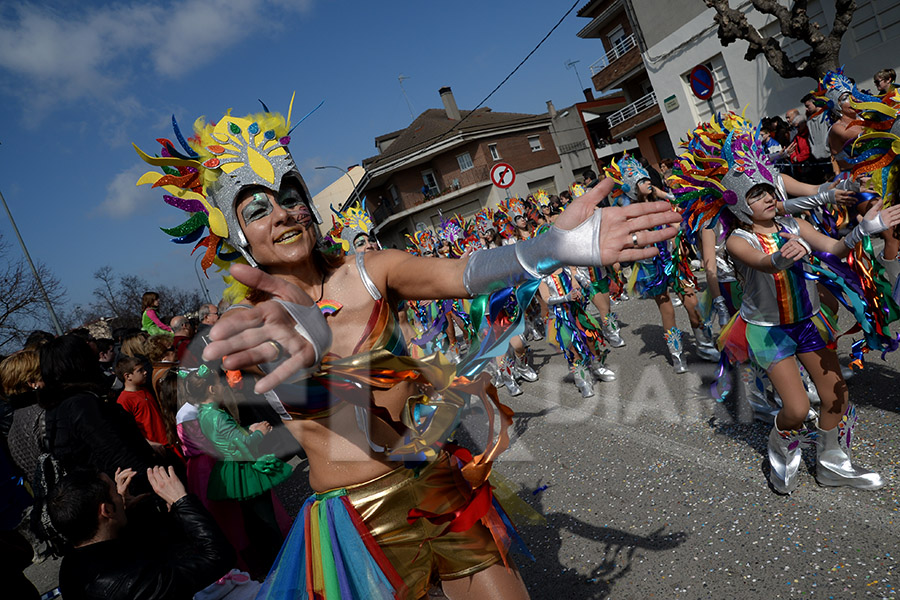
left=464, top=209, right=604, bottom=295
left=713, top=295, right=730, bottom=326
left=782, top=188, right=834, bottom=214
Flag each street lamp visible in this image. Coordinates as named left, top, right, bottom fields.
left=0, top=184, right=64, bottom=335
left=315, top=165, right=364, bottom=211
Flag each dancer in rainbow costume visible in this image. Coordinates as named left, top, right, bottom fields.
left=670, top=118, right=900, bottom=494
left=133, top=95, right=680, bottom=598
left=540, top=266, right=615, bottom=398
left=606, top=154, right=719, bottom=373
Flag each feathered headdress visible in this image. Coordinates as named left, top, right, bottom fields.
left=329, top=199, right=375, bottom=254
left=133, top=95, right=323, bottom=302
left=492, top=206, right=515, bottom=239
left=814, top=67, right=880, bottom=115
left=474, top=207, right=495, bottom=236
left=533, top=189, right=550, bottom=207
left=669, top=112, right=783, bottom=234
left=847, top=93, right=900, bottom=202
left=604, top=154, right=649, bottom=201
left=406, top=229, right=436, bottom=255
left=497, top=196, right=526, bottom=220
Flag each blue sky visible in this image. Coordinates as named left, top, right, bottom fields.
left=0, top=0, right=607, bottom=320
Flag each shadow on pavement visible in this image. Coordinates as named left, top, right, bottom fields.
left=516, top=486, right=688, bottom=599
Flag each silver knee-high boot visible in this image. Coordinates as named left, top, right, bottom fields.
left=499, top=357, right=522, bottom=396
left=572, top=364, right=595, bottom=398
left=591, top=352, right=616, bottom=382
left=601, top=313, right=625, bottom=348
left=768, top=420, right=816, bottom=494
left=513, top=348, right=538, bottom=382
left=692, top=323, right=721, bottom=362
left=815, top=404, right=884, bottom=490
left=664, top=328, right=688, bottom=374
left=741, top=364, right=779, bottom=423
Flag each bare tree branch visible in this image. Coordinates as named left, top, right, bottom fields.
left=705, top=0, right=857, bottom=81
left=0, top=234, right=66, bottom=352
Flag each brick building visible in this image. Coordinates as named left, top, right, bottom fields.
left=577, top=0, right=676, bottom=166
left=360, top=87, right=570, bottom=249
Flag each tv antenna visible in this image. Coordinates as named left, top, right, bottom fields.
left=565, top=59, right=585, bottom=93
left=398, top=74, right=415, bottom=120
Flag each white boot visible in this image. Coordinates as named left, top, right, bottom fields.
left=513, top=350, right=538, bottom=383
left=591, top=359, right=616, bottom=382
left=665, top=328, right=688, bottom=374
left=767, top=419, right=816, bottom=494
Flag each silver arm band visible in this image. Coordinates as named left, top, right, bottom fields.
left=843, top=214, right=887, bottom=248
left=463, top=209, right=603, bottom=296
left=770, top=251, right=796, bottom=271
left=547, top=292, right=574, bottom=306
left=782, top=189, right=834, bottom=213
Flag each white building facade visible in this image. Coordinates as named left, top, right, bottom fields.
left=631, top=0, right=900, bottom=149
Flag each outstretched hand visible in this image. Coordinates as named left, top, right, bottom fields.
left=555, top=178, right=682, bottom=264
left=862, top=199, right=900, bottom=231
left=202, top=263, right=320, bottom=393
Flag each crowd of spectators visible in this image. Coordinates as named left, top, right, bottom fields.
left=0, top=295, right=296, bottom=599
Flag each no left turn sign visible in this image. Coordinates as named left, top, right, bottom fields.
left=490, top=163, right=516, bottom=189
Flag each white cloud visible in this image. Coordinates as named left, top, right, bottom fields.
left=0, top=0, right=315, bottom=122
left=97, top=163, right=156, bottom=219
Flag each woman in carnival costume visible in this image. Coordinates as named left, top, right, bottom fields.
left=672, top=126, right=900, bottom=494
left=134, top=98, right=681, bottom=599
left=674, top=113, right=824, bottom=421
left=606, top=154, right=720, bottom=373
left=327, top=198, right=380, bottom=255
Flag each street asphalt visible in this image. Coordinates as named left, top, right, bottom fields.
left=25, top=275, right=900, bottom=599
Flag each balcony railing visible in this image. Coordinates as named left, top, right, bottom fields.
left=417, top=165, right=491, bottom=203
left=607, top=91, right=657, bottom=129
left=588, top=33, right=637, bottom=75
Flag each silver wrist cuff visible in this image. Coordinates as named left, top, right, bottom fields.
left=835, top=178, right=860, bottom=192
left=259, top=300, right=331, bottom=382
left=843, top=214, right=886, bottom=248
left=573, top=268, right=592, bottom=289
left=463, top=209, right=604, bottom=295
left=770, top=251, right=796, bottom=270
